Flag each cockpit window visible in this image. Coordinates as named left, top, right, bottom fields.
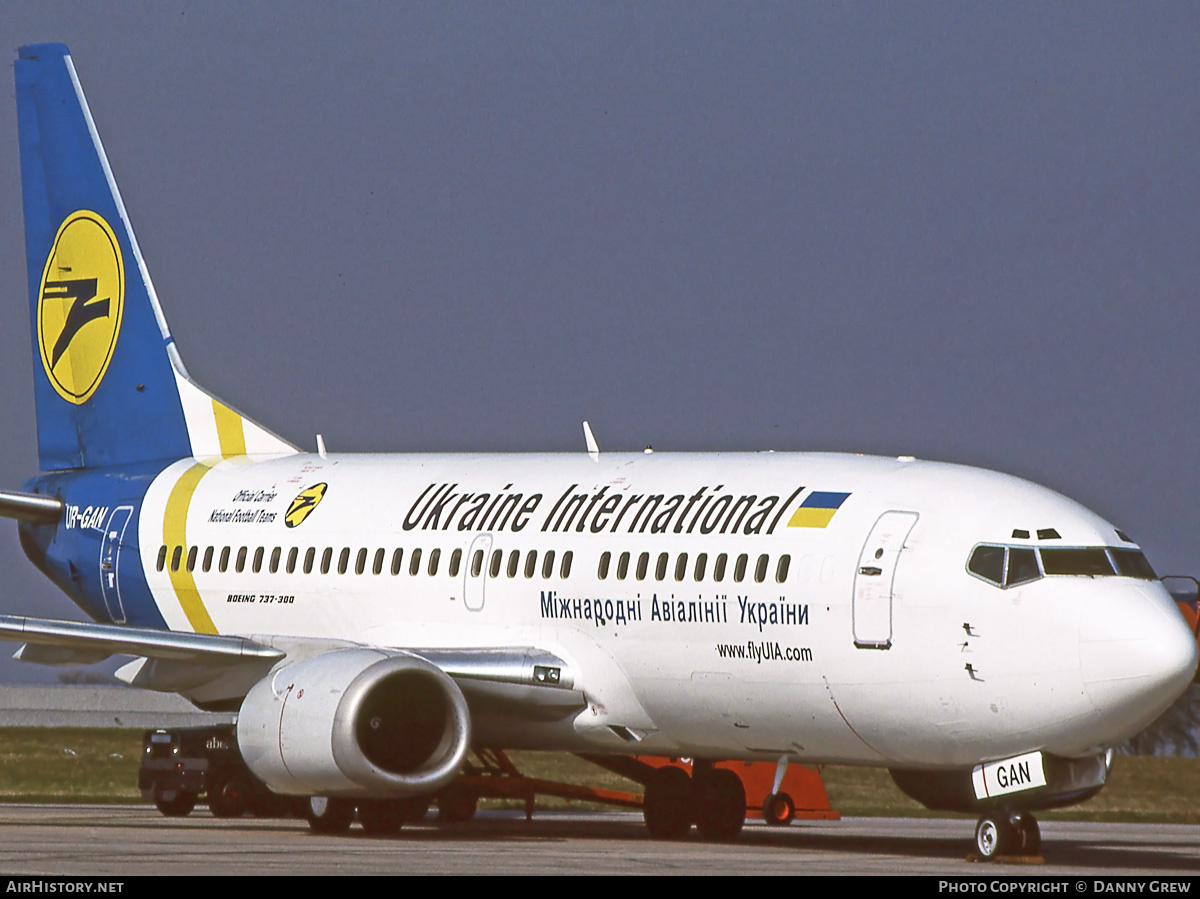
left=967, top=543, right=1158, bottom=589
left=1040, top=548, right=1115, bottom=577
left=1005, top=548, right=1041, bottom=587
left=968, top=545, right=1004, bottom=585
left=1109, top=549, right=1157, bottom=580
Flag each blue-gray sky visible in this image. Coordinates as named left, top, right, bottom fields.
left=1, top=3, right=1197, bottom=681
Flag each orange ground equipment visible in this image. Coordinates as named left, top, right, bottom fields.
left=449, top=749, right=839, bottom=825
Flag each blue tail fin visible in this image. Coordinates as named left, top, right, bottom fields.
left=16, top=44, right=295, bottom=470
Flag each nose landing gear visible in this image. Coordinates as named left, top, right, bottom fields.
left=974, top=811, right=1041, bottom=861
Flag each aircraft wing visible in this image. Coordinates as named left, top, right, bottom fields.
left=0, top=614, right=584, bottom=715
left=0, top=614, right=285, bottom=666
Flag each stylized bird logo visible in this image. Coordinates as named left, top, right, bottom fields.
left=43, top=277, right=110, bottom=367
left=285, top=483, right=328, bottom=528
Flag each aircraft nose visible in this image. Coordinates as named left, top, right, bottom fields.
left=1079, top=582, right=1198, bottom=738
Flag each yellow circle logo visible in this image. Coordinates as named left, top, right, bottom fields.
left=37, top=210, right=125, bottom=405
left=285, top=483, right=328, bottom=528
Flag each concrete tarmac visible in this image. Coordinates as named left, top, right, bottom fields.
left=0, top=806, right=1198, bottom=876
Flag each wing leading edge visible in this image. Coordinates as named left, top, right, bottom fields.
left=0, top=615, right=584, bottom=715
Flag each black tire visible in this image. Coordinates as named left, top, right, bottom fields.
left=359, top=799, right=405, bottom=835
left=437, top=791, right=478, bottom=824
left=207, top=776, right=248, bottom=819
left=762, top=791, right=795, bottom=827
left=975, top=814, right=1017, bottom=860
left=643, top=766, right=694, bottom=840
left=1014, top=812, right=1041, bottom=856
left=305, top=796, right=355, bottom=834
left=153, top=787, right=196, bottom=818
left=694, top=768, right=746, bottom=841
left=397, top=796, right=432, bottom=823
left=246, top=791, right=291, bottom=818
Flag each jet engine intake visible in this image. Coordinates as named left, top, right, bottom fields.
left=237, top=648, right=471, bottom=797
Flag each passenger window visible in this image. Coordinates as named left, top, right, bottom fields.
left=203, top=546, right=214, bottom=573
left=617, top=551, right=630, bottom=580
left=157, top=545, right=168, bottom=572
left=1006, top=548, right=1041, bottom=586
left=252, top=547, right=264, bottom=574
left=598, top=551, right=611, bottom=580
left=286, top=547, right=298, bottom=574
left=734, top=553, right=748, bottom=583
left=507, top=550, right=520, bottom=578
left=352, top=548, right=365, bottom=575
left=372, top=548, right=385, bottom=575
left=169, top=546, right=182, bottom=572
left=236, top=547, right=247, bottom=573
left=219, top=547, right=231, bottom=573
left=337, top=548, right=350, bottom=575
left=967, top=545, right=1004, bottom=586
left=449, top=548, right=462, bottom=577
left=714, top=553, right=727, bottom=582
left=320, top=548, right=332, bottom=574
left=391, top=549, right=404, bottom=576
left=675, top=553, right=688, bottom=582
left=524, top=550, right=537, bottom=578
left=489, top=550, right=502, bottom=578
left=776, top=554, right=790, bottom=583
left=754, top=554, right=768, bottom=583
left=304, top=547, right=315, bottom=575
left=186, top=546, right=198, bottom=572
left=694, top=553, right=708, bottom=581
left=655, top=552, right=668, bottom=581
left=270, top=547, right=282, bottom=574
left=428, top=548, right=441, bottom=576
left=636, top=552, right=649, bottom=581
left=560, top=551, right=573, bottom=578
left=411, top=548, right=424, bottom=576
left=542, top=550, right=555, bottom=579
left=471, top=549, right=484, bottom=577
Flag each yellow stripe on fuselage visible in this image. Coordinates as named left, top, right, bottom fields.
left=787, top=507, right=838, bottom=528
left=212, top=399, right=247, bottom=458
left=163, top=461, right=218, bottom=634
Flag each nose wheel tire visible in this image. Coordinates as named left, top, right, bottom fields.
left=763, top=791, right=795, bottom=827
left=1014, top=812, right=1041, bottom=856
left=693, top=767, right=747, bottom=841
left=974, top=813, right=1018, bottom=859
left=643, top=766, right=694, bottom=840
left=305, top=796, right=355, bottom=834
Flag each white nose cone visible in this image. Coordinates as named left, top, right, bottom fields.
left=1079, top=583, right=1198, bottom=742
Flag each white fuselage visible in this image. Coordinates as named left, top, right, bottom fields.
left=136, top=450, right=1197, bottom=769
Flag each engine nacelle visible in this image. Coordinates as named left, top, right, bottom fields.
left=237, top=648, right=471, bottom=797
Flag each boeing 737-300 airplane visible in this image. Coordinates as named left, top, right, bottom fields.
left=3, top=43, right=1196, bottom=859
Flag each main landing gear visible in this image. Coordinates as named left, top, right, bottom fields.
left=974, top=811, right=1041, bottom=860
left=643, top=763, right=747, bottom=841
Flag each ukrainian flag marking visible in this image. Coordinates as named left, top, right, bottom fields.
left=787, top=491, right=851, bottom=528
